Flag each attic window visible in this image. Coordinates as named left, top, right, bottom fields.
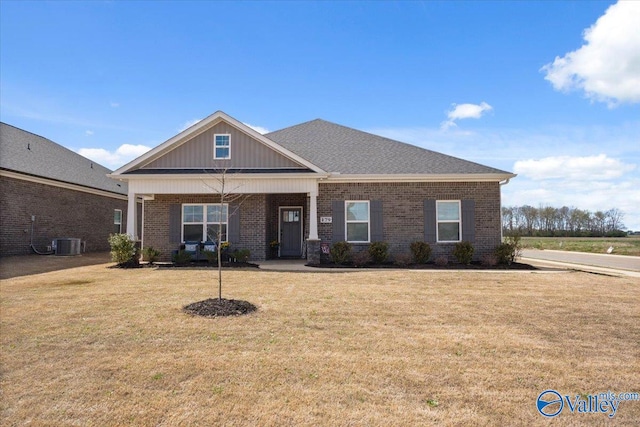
left=214, top=134, right=230, bottom=159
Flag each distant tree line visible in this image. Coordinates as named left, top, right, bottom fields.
left=502, top=205, right=627, bottom=237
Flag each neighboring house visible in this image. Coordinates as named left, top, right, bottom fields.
left=110, top=111, right=515, bottom=263
left=0, top=123, right=132, bottom=257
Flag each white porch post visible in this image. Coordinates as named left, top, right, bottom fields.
left=308, top=187, right=319, bottom=240
left=126, top=191, right=138, bottom=240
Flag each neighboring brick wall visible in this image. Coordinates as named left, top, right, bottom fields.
left=0, top=176, right=128, bottom=257
left=317, top=181, right=503, bottom=260
left=143, top=194, right=267, bottom=262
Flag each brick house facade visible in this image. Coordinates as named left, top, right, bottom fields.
left=110, top=111, right=514, bottom=264
left=0, top=123, right=132, bottom=257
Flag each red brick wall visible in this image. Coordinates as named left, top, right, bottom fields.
left=0, top=176, right=128, bottom=257
left=317, top=181, right=503, bottom=260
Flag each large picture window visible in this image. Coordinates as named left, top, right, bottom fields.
left=182, top=204, right=228, bottom=242
left=345, top=201, right=370, bottom=243
left=437, top=200, right=461, bottom=242
left=214, top=134, right=230, bottom=159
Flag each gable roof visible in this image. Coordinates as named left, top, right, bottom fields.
left=112, top=111, right=326, bottom=176
left=266, top=119, right=513, bottom=176
left=0, top=122, right=127, bottom=195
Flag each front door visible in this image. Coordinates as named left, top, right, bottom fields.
left=280, top=207, right=302, bottom=257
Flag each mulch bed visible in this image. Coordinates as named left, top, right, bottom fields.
left=183, top=298, right=257, bottom=318
left=312, top=262, right=537, bottom=270
left=158, top=261, right=260, bottom=269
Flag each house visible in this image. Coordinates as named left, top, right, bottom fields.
left=0, top=123, right=134, bottom=257
left=110, top=111, right=515, bottom=263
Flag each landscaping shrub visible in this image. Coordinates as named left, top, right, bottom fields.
left=410, top=241, right=432, bottom=264
left=204, top=249, right=219, bottom=264
left=368, top=241, right=389, bottom=264
left=495, top=234, right=522, bottom=265
left=232, top=249, right=251, bottom=263
left=142, top=247, right=161, bottom=265
left=330, top=241, right=352, bottom=265
left=435, top=255, right=448, bottom=266
left=393, top=252, right=413, bottom=267
left=453, top=241, right=474, bottom=265
left=352, top=250, right=371, bottom=267
left=172, top=250, right=192, bottom=266
left=108, top=234, right=139, bottom=267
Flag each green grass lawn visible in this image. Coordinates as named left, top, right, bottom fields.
left=520, top=236, right=640, bottom=256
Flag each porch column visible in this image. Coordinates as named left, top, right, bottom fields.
left=126, top=191, right=138, bottom=240
left=308, top=188, right=318, bottom=240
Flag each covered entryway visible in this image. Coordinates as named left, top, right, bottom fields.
left=279, top=207, right=303, bottom=257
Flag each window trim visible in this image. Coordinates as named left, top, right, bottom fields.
left=345, top=200, right=370, bottom=243
left=213, top=133, right=231, bottom=160
left=436, top=200, right=461, bottom=243
left=181, top=203, right=229, bottom=243
left=113, top=209, right=122, bottom=234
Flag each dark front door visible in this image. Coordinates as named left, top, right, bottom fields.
left=280, top=207, right=302, bottom=257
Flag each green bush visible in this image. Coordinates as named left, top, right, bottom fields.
left=108, top=234, right=139, bottom=267
left=142, top=246, right=161, bottom=265
left=410, top=241, right=432, bottom=264
left=172, top=250, right=192, bottom=266
left=368, top=241, right=389, bottom=264
left=495, top=234, right=522, bottom=265
left=330, top=241, right=352, bottom=265
left=453, top=241, right=474, bottom=265
left=232, top=249, right=251, bottom=263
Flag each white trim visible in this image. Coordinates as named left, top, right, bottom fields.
left=111, top=111, right=327, bottom=175
left=1, top=170, right=127, bottom=200
left=213, top=133, right=231, bottom=160
left=113, top=209, right=123, bottom=234
left=345, top=200, right=370, bottom=243
left=181, top=203, right=229, bottom=243
left=436, top=200, right=462, bottom=243
left=278, top=206, right=304, bottom=257
left=325, top=173, right=516, bottom=183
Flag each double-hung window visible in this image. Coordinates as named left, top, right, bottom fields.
left=214, top=134, right=230, bottom=159
left=345, top=201, right=370, bottom=243
left=437, top=200, right=461, bottom=242
left=113, top=209, right=122, bottom=234
left=182, top=204, right=228, bottom=242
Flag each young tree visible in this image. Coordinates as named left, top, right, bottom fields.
left=202, top=168, right=250, bottom=301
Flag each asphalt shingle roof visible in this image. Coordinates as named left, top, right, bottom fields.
left=0, top=122, right=127, bottom=195
left=266, top=119, right=510, bottom=175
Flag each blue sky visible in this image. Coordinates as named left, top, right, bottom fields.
left=2, top=1, right=639, bottom=229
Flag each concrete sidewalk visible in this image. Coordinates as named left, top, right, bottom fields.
left=521, top=249, right=640, bottom=277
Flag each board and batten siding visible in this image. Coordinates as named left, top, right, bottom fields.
left=141, top=122, right=303, bottom=170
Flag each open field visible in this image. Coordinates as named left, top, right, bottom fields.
left=521, top=236, right=640, bottom=256
left=1, top=265, right=639, bottom=426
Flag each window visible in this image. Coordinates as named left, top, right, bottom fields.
left=182, top=204, right=228, bottom=242
left=113, top=209, right=122, bottom=234
left=437, top=200, right=461, bottom=242
left=214, top=134, right=230, bottom=159
left=345, top=201, right=370, bottom=242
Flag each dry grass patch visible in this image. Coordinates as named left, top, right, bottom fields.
left=1, top=265, right=639, bottom=426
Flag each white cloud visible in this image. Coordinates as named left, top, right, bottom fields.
left=514, top=154, right=636, bottom=181
left=179, top=118, right=202, bottom=132
left=242, top=122, right=270, bottom=134
left=78, top=144, right=152, bottom=169
left=541, top=1, right=640, bottom=106
left=110, top=102, right=120, bottom=108
left=85, top=130, right=94, bottom=136
left=441, top=102, right=492, bottom=130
